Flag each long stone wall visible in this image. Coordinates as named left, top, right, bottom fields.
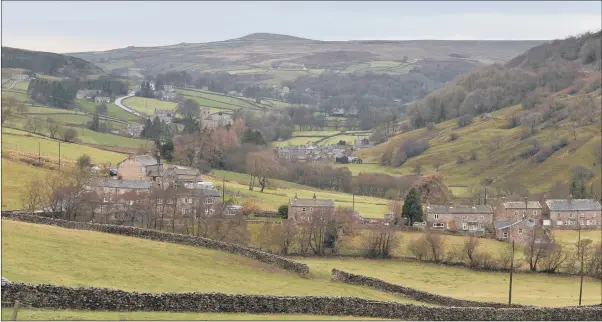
left=331, top=269, right=525, bottom=308
left=1, top=212, right=308, bottom=276
left=2, top=282, right=601, bottom=320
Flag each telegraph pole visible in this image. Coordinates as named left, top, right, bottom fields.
left=38, top=142, right=41, bottom=164
left=222, top=176, right=225, bottom=204
left=508, top=240, right=514, bottom=305
left=578, top=220, right=584, bottom=306
left=352, top=193, right=355, bottom=213
left=58, top=141, right=61, bottom=169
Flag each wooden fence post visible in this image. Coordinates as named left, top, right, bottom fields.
left=11, top=300, right=21, bottom=321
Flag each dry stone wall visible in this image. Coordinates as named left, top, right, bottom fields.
left=1, top=212, right=308, bottom=275
left=331, top=269, right=525, bottom=308
left=2, top=282, right=601, bottom=321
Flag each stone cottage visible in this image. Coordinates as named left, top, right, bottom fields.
left=289, top=193, right=335, bottom=222
left=544, top=198, right=602, bottom=229
left=494, top=219, right=538, bottom=244
left=424, top=203, right=494, bottom=233
left=116, top=154, right=160, bottom=181
left=495, top=200, right=543, bottom=223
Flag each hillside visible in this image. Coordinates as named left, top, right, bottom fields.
left=358, top=93, right=602, bottom=198
left=1, top=47, right=104, bottom=78
left=68, top=34, right=542, bottom=81
left=1, top=220, right=411, bottom=303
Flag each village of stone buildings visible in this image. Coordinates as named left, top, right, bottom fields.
left=85, top=151, right=602, bottom=248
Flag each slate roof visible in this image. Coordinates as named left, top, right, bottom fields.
left=494, top=219, right=537, bottom=230
left=502, top=201, right=542, bottom=209
left=170, top=166, right=201, bottom=176
left=290, top=198, right=335, bottom=207
left=91, top=179, right=152, bottom=189
left=146, top=165, right=165, bottom=177
left=545, top=199, right=602, bottom=212
left=424, top=205, right=493, bottom=214
left=135, top=155, right=158, bottom=166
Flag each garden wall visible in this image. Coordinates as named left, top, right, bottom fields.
left=2, top=282, right=601, bottom=321
left=1, top=212, right=308, bottom=276
left=331, top=269, right=524, bottom=308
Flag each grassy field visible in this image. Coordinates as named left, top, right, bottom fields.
left=292, top=131, right=340, bottom=137
left=12, top=80, right=30, bottom=91
left=357, top=99, right=602, bottom=195
left=1, top=220, right=416, bottom=304
left=1, top=158, right=53, bottom=210
left=552, top=230, right=602, bottom=247
left=206, top=170, right=389, bottom=218
left=318, top=134, right=369, bottom=146
left=122, top=97, right=177, bottom=116
left=273, top=137, right=324, bottom=147
left=77, top=99, right=143, bottom=122
left=0, top=309, right=383, bottom=321
left=296, top=257, right=602, bottom=307
left=1, top=128, right=126, bottom=165
left=1, top=90, right=30, bottom=101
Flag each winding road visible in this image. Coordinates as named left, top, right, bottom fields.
left=114, top=93, right=148, bottom=119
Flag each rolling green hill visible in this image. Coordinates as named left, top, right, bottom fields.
left=1, top=47, right=104, bottom=78
left=357, top=94, right=602, bottom=197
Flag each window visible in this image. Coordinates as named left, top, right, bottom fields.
left=557, top=221, right=563, bottom=226
left=462, top=216, right=467, bottom=221
left=157, top=199, right=163, bottom=205
left=586, top=220, right=591, bottom=225
left=310, top=207, right=313, bottom=211
left=187, top=198, right=192, bottom=204
left=514, top=211, right=518, bottom=216
left=434, top=214, right=440, bottom=220
left=478, top=223, right=483, bottom=229
left=503, top=232, right=508, bottom=238
left=580, top=213, right=584, bottom=218
left=580, top=220, right=584, bottom=226
left=533, top=210, right=537, bottom=216
left=518, top=228, right=523, bottom=235
left=479, top=215, right=484, bottom=220
left=462, top=223, right=468, bottom=230
left=522, top=211, right=526, bottom=217
left=433, top=223, right=444, bottom=228
left=302, top=207, right=306, bottom=212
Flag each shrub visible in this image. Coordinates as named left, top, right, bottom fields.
left=62, top=128, right=78, bottom=142
left=408, top=236, right=429, bottom=260
left=277, top=204, right=289, bottom=219
left=456, top=155, right=465, bottom=165
left=571, top=165, right=594, bottom=181
left=535, top=137, right=568, bottom=163
left=449, top=133, right=459, bottom=141
left=457, top=114, right=473, bottom=128
left=426, top=122, right=436, bottom=131
left=507, top=114, right=521, bottom=129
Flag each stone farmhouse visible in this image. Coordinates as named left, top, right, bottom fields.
left=494, top=219, right=538, bottom=244
left=116, top=154, right=160, bottom=181
left=423, top=203, right=494, bottom=233
left=76, top=89, right=100, bottom=99
left=276, top=145, right=354, bottom=163
left=204, top=113, right=232, bottom=130
left=94, top=96, right=111, bottom=103
left=155, top=109, right=174, bottom=124
left=544, top=198, right=602, bottom=229
left=87, top=179, right=152, bottom=202
left=162, top=166, right=203, bottom=189
left=495, top=200, right=543, bottom=224
left=289, top=193, right=335, bottom=222
left=163, top=84, right=175, bottom=92
left=199, top=107, right=211, bottom=120
left=122, top=123, right=144, bottom=138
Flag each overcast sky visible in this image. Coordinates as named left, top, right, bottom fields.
left=2, top=1, right=601, bottom=53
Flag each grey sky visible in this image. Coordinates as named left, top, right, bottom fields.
left=2, top=1, right=601, bottom=53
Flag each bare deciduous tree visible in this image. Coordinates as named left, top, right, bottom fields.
left=363, top=224, right=400, bottom=258
left=462, top=235, right=480, bottom=267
